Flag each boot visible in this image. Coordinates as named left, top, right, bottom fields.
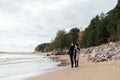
left=77, top=61, right=79, bottom=67
left=75, top=60, right=77, bottom=67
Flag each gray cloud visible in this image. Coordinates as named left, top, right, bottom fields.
left=0, top=0, right=117, bottom=52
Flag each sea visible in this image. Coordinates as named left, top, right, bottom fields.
left=0, top=53, right=60, bottom=80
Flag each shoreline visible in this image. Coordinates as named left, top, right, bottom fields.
left=49, top=55, right=71, bottom=67
left=26, top=55, right=120, bottom=80
left=0, top=52, right=71, bottom=80
left=1, top=52, right=120, bottom=80
left=25, top=55, right=71, bottom=80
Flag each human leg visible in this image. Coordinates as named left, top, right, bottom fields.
left=70, top=54, right=74, bottom=67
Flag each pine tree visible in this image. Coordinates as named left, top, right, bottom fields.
left=106, top=0, right=120, bottom=41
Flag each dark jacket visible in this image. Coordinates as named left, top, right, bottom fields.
left=69, top=46, right=74, bottom=55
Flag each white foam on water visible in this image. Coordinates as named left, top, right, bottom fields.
left=0, top=54, right=60, bottom=80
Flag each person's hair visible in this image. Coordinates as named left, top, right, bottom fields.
left=76, top=44, right=78, bottom=47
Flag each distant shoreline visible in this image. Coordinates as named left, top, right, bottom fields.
left=0, top=52, right=36, bottom=55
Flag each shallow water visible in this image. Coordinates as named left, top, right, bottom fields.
left=0, top=54, right=60, bottom=80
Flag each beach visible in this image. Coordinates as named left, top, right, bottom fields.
left=0, top=0, right=119, bottom=80
left=0, top=52, right=60, bottom=80
left=1, top=52, right=120, bottom=80
left=26, top=55, right=120, bottom=80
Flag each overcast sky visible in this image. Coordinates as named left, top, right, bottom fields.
left=0, top=0, right=117, bottom=52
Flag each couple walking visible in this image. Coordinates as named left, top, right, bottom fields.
left=69, top=42, right=80, bottom=68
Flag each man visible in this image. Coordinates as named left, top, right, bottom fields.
left=69, top=42, right=75, bottom=68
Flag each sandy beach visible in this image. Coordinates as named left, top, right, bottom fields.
left=26, top=55, right=120, bottom=80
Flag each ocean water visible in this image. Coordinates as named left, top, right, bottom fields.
left=0, top=54, right=60, bottom=80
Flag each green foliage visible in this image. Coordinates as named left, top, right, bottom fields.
left=81, top=0, right=120, bottom=47
left=49, top=28, right=80, bottom=51
left=81, top=13, right=110, bottom=47
left=35, top=43, right=51, bottom=52
left=117, top=21, right=120, bottom=39
left=105, top=0, right=120, bottom=41
left=95, top=13, right=109, bottom=45
left=69, top=27, right=80, bottom=43
left=52, top=30, right=66, bottom=50
left=35, top=28, right=80, bottom=52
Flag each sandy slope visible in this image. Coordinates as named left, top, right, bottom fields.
left=26, top=55, right=120, bottom=80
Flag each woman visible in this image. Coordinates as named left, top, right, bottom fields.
left=74, top=44, right=80, bottom=67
